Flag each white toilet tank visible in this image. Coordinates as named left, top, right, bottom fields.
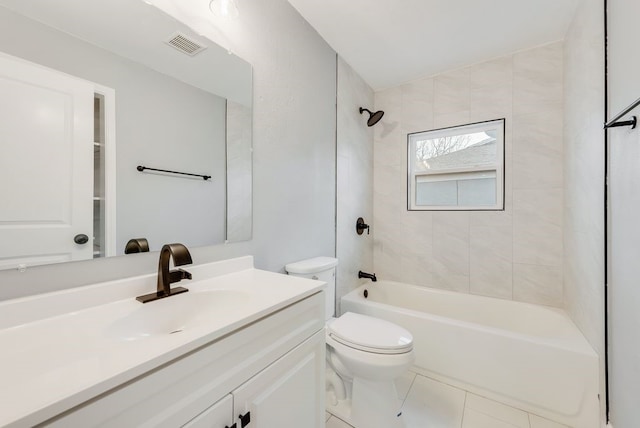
left=285, top=257, right=338, bottom=321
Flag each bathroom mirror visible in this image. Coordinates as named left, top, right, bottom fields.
left=0, top=0, right=252, bottom=271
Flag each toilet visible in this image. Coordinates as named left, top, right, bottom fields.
left=285, top=257, right=414, bottom=428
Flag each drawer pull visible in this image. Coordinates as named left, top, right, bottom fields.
left=239, top=411, right=251, bottom=427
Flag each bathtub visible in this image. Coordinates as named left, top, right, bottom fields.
left=341, top=281, right=599, bottom=428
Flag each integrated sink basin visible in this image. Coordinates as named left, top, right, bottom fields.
left=106, top=290, right=251, bottom=341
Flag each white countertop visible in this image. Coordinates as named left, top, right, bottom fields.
left=0, top=256, right=324, bottom=427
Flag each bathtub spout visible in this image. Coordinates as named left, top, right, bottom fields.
left=358, top=271, right=377, bottom=282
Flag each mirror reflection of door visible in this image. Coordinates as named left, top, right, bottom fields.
left=0, top=53, right=114, bottom=269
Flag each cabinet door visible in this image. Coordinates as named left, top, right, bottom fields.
left=183, top=394, right=233, bottom=428
left=232, top=330, right=325, bottom=428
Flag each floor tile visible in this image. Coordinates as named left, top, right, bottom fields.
left=462, top=408, right=523, bottom=428
left=402, top=375, right=466, bottom=428
left=396, top=370, right=417, bottom=401
left=325, top=411, right=331, bottom=422
left=528, top=414, right=569, bottom=428
left=465, top=393, right=530, bottom=427
left=326, top=416, right=354, bottom=428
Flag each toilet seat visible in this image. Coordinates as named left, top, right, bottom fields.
left=327, top=312, right=413, bottom=355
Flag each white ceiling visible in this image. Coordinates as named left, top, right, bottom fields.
left=0, top=0, right=252, bottom=106
left=287, top=0, right=580, bottom=91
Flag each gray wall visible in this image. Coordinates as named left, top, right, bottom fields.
left=336, top=57, right=374, bottom=315
left=0, top=7, right=227, bottom=255
left=0, top=0, right=337, bottom=299
left=562, top=0, right=606, bottom=424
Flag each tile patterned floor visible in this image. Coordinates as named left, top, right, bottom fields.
left=325, top=371, right=570, bottom=428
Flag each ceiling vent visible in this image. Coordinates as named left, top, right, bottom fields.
left=165, top=32, right=207, bottom=56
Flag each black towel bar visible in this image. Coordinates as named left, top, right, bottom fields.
left=136, top=165, right=211, bottom=181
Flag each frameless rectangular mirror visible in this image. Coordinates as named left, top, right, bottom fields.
left=0, top=0, right=252, bottom=271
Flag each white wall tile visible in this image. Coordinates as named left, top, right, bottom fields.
left=470, top=56, right=513, bottom=89
left=562, top=0, right=606, bottom=422
left=399, top=211, right=434, bottom=286
left=470, top=85, right=513, bottom=123
left=432, top=212, right=470, bottom=293
left=434, top=68, right=471, bottom=115
left=513, top=263, right=563, bottom=306
left=470, top=219, right=513, bottom=299
left=512, top=110, right=564, bottom=190
left=373, top=43, right=564, bottom=306
left=401, top=77, right=434, bottom=135
left=375, top=86, right=404, bottom=168
left=373, top=220, right=406, bottom=283
left=373, top=163, right=406, bottom=222
left=513, top=42, right=563, bottom=117
left=513, top=189, right=563, bottom=268
left=434, top=110, right=472, bottom=129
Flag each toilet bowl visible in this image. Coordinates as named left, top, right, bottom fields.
left=326, top=312, right=414, bottom=427
left=285, top=257, right=415, bottom=428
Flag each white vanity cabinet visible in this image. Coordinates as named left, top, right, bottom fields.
left=40, top=292, right=325, bottom=428
left=231, top=330, right=324, bottom=428
left=182, top=395, right=233, bottom=428
left=183, top=329, right=325, bottom=428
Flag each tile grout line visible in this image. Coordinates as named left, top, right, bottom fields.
left=400, top=372, right=419, bottom=409
left=460, top=391, right=468, bottom=428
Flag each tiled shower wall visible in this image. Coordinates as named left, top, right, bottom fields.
left=336, top=57, right=375, bottom=314
left=563, top=0, right=605, bottom=422
left=373, top=42, right=564, bottom=307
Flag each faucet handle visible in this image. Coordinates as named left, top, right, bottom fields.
left=181, top=269, right=193, bottom=280
left=168, top=268, right=192, bottom=284
left=169, top=269, right=192, bottom=284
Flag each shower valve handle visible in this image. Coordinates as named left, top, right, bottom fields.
left=356, top=217, right=370, bottom=235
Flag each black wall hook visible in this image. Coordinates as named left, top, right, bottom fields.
left=605, top=96, right=640, bottom=130
left=605, top=116, right=636, bottom=129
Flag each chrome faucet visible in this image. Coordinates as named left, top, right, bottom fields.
left=136, top=243, right=193, bottom=303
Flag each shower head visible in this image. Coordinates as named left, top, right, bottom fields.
left=359, top=107, right=384, bottom=127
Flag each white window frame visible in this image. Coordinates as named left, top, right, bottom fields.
left=407, top=119, right=505, bottom=211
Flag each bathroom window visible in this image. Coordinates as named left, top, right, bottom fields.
left=407, top=119, right=505, bottom=211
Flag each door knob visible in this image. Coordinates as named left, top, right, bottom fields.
left=74, top=234, right=89, bottom=244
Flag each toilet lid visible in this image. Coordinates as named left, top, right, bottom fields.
left=327, top=312, right=413, bottom=354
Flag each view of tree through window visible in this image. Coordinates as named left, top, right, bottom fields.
left=408, top=119, right=505, bottom=210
